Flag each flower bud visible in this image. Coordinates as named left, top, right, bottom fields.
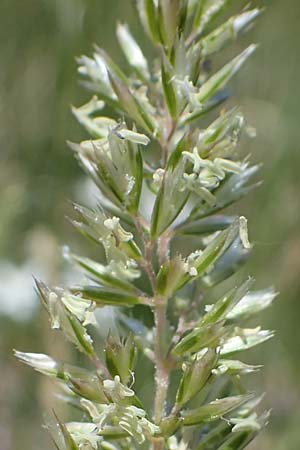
left=117, top=23, right=149, bottom=80
left=68, top=376, right=109, bottom=404
left=176, top=348, right=218, bottom=409
left=182, top=394, right=254, bottom=426
left=105, top=335, right=137, bottom=384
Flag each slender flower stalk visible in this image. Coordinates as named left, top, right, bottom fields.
left=16, top=2, right=276, bottom=450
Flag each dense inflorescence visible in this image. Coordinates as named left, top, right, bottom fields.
left=16, top=2, right=276, bottom=449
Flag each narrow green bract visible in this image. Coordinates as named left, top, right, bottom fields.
left=16, top=2, right=274, bottom=449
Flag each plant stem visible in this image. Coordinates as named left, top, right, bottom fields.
left=152, top=116, right=178, bottom=448
left=154, top=296, right=169, bottom=424
left=136, top=109, right=176, bottom=446
left=158, top=231, right=171, bottom=266
left=135, top=215, right=170, bottom=448
left=153, top=438, right=165, bottom=450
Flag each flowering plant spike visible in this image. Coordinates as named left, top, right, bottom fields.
left=16, top=2, right=276, bottom=449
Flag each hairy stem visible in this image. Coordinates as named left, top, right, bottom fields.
left=134, top=214, right=170, bottom=428
left=135, top=214, right=170, bottom=445
left=158, top=231, right=172, bottom=266
left=154, top=297, right=169, bottom=424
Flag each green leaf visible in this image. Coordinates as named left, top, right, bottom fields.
left=227, top=288, right=277, bottom=320
left=190, top=164, right=261, bottom=220
left=67, top=377, right=109, bottom=404
left=181, top=89, right=229, bottom=126
left=194, top=421, right=231, bottom=450
left=74, top=286, right=144, bottom=307
left=177, top=215, right=235, bottom=236
left=108, top=70, right=156, bottom=135
left=220, top=327, right=274, bottom=356
left=213, top=359, right=262, bottom=377
left=151, top=158, right=189, bottom=238
left=156, top=255, right=187, bottom=297
left=196, top=108, right=244, bottom=158
left=167, top=131, right=192, bottom=170
left=214, top=430, right=256, bottom=450
left=178, top=0, right=188, bottom=36
left=144, top=0, right=160, bottom=43
left=160, top=415, right=181, bottom=437
left=71, top=205, right=141, bottom=264
left=176, top=348, right=218, bottom=408
left=182, top=394, right=253, bottom=426
left=197, top=45, right=257, bottom=104
left=15, top=351, right=62, bottom=377
left=98, top=426, right=128, bottom=440
left=193, top=0, right=231, bottom=34
left=202, top=239, right=250, bottom=287
left=74, top=132, right=145, bottom=214
left=45, top=415, right=81, bottom=450
left=45, top=416, right=73, bottom=450
left=157, top=218, right=241, bottom=296
left=158, top=0, right=181, bottom=47
left=106, top=135, right=136, bottom=207
left=194, top=401, right=266, bottom=449
left=161, top=52, right=178, bottom=119
left=191, top=218, right=241, bottom=276
left=70, top=140, right=124, bottom=208
left=35, top=280, right=96, bottom=357
left=172, top=321, right=225, bottom=356
left=125, top=138, right=144, bottom=214
left=67, top=253, right=140, bottom=294
left=105, top=334, right=137, bottom=384
left=15, top=351, right=110, bottom=403
left=199, top=278, right=254, bottom=327
left=59, top=421, right=81, bottom=450
left=230, top=410, right=270, bottom=433
left=202, top=9, right=261, bottom=57
left=67, top=313, right=96, bottom=357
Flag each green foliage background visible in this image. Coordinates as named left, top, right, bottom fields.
left=0, top=0, right=299, bottom=449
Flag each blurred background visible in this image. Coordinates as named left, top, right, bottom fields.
left=0, top=0, right=299, bottom=449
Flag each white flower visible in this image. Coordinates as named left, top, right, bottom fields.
left=66, top=422, right=101, bottom=449
left=153, top=168, right=165, bottom=190
left=61, top=295, right=97, bottom=326
left=104, top=217, right=133, bottom=242
left=103, top=375, right=135, bottom=402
